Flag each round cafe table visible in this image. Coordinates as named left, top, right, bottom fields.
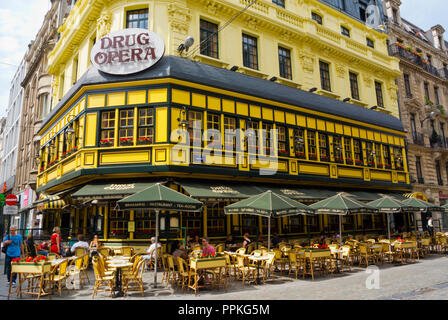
left=247, top=255, right=269, bottom=285
left=107, top=261, right=133, bottom=298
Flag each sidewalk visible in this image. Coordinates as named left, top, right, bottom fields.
left=2, top=254, right=448, bottom=300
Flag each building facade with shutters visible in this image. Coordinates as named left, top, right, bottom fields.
left=35, top=0, right=411, bottom=247
left=384, top=0, right=448, bottom=231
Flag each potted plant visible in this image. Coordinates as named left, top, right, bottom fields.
left=297, top=151, right=306, bottom=159
left=309, top=153, right=318, bottom=160
left=335, top=157, right=344, bottom=164
left=425, top=96, right=434, bottom=106
left=346, top=158, right=354, bottom=165
left=355, top=160, right=363, bottom=166
left=368, top=161, right=375, bottom=167
left=279, top=149, right=289, bottom=156
left=385, top=163, right=392, bottom=169
left=437, top=104, right=445, bottom=115
left=320, top=155, right=330, bottom=162
left=100, top=139, right=113, bottom=147
left=137, top=137, right=152, bottom=145
left=119, top=138, right=133, bottom=146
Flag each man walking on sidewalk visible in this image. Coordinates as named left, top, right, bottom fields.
left=2, top=227, right=24, bottom=287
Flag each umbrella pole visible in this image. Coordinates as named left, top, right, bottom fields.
left=268, top=217, right=271, bottom=251
left=387, top=213, right=391, bottom=253
left=339, top=215, right=342, bottom=246
left=154, top=210, right=159, bottom=288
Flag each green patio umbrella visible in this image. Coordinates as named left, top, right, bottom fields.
left=225, top=190, right=314, bottom=251
left=117, top=183, right=203, bottom=288
left=402, top=198, right=445, bottom=233
left=368, top=196, right=420, bottom=252
left=310, top=193, right=378, bottom=244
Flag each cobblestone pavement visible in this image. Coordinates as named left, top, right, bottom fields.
left=1, top=254, right=448, bottom=300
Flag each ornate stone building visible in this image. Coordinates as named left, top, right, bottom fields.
left=13, top=0, right=70, bottom=234
left=384, top=0, right=448, bottom=231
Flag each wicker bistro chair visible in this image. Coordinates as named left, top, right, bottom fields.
left=235, top=248, right=246, bottom=255
left=97, top=247, right=112, bottom=257
left=47, top=259, right=70, bottom=296
left=92, top=258, right=115, bottom=299
left=272, top=249, right=288, bottom=274
left=287, top=251, right=304, bottom=280
left=175, top=257, right=193, bottom=293
left=358, top=245, right=376, bottom=268
left=122, top=259, right=146, bottom=297
left=74, top=247, right=88, bottom=257
left=224, top=254, right=238, bottom=280
left=120, top=246, right=134, bottom=257
left=215, top=244, right=225, bottom=253
left=47, top=253, right=60, bottom=261
left=261, top=252, right=276, bottom=282
left=165, top=255, right=177, bottom=287
left=67, top=256, right=84, bottom=289
left=236, top=255, right=257, bottom=286
left=421, top=238, right=432, bottom=256
left=340, top=245, right=353, bottom=271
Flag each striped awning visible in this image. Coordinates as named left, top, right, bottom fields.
left=403, top=192, right=428, bottom=202
left=35, top=194, right=68, bottom=211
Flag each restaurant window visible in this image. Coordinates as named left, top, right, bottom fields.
left=247, top=120, right=259, bottom=151
left=333, top=135, right=343, bottom=163
left=366, top=38, right=374, bottom=48
left=307, top=131, right=317, bottom=160
left=342, top=216, right=354, bottom=231
left=277, top=126, right=288, bottom=155
left=383, top=145, right=391, bottom=169
left=137, top=108, right=153, bottom=145
left=200, top=20, right=219, bottom=59
left=262, top=123, right=273, bottom=154
left=307, top=215, right=319, bottom=233
left=182, top=212, right=202, bottom=237
left=207, top=112, right=220, bottom=147
left=354, top=139, right=363, bottom=166
left=312, top=12, right=322, bottom=25
left=278, top=47, right=292, bottom=80
left=318, top=133, right=329, bottom=162
left=373, top=214, right=385, bottom=229
left=100, top=110, right=115, bottom=147
left=319, top=61, right=331, bottom=91
left=293, top=128, right=306, bottom=159
left=108, top=202, right=130, bottom=239
left=375, top=81, right=384, bottom=108
left=134, top=210, right=156, bottom=239
left=119, top=109, right=134, bottom=146
left=207, top=203, right=226, bottom=236
left=286, top=215, right=305, bottom=234
left=341, top=26, right=350, bottom=37
left=242, top=34, right=258, bottom=70
left=126, top=9, right=148, bottom=29
left=393, top=147, right=404, bottom=170
left=344, top=137, right=353, bottom=165
left=224, top=116, right=236, bottom=149
left=188, top=110, right=203, bottom=144
left=349, top=72, right=360, bottom=101
left=404, top=74, right=412, bottom=97
left=328, top=215, right=339, bottom=232
left=262, top=218, right=279, bottom=235
left=363, top=215, right=373, bottom=230
left=375, top=143, right=383, bottom=168
left=242, top=216, right=258, bottom=235
left=366, top=142, right=375, bottom=166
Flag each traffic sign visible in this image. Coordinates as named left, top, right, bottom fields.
left=3, top=205, right=18, bottom=215
left=5, top=194, right=18, bottom=206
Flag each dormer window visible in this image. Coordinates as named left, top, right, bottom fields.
left=366, top=38, right=375, bottom=48
left=341, top=26, right=350, bottom=38
left=312, top=12, right=323, bottom=25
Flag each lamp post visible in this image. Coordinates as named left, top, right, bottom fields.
left=420, top=111, right=437, bottom=128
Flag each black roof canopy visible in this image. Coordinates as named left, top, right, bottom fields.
left=41, top=55, right=404, bottom=133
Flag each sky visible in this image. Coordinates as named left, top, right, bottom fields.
left=0, top=0, right=446, bottom=118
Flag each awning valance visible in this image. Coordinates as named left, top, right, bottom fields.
left=35, top=194, right=68, bottom=211
left=72, top=182, right=162, bottom=200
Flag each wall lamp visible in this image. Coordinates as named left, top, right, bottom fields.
left=309, top=87, right=318, bottom=93
left=269, top=76, right=277, bottom=82
left=420, top=111, right=437, bottom=127
left=370, top=106, right=378, bottom=110
left=342, top=97, right=351, bottom=102
left=230, top=66, right=239, bottom=72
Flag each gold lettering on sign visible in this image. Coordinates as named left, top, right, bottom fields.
left=104, top=184, right=136, bottom=190
left=210, top=186, right=239, bottom=194
left=280, top=189, right=305, bottom=196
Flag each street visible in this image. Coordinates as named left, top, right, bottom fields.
left=1, top=254, right=448, bottom=300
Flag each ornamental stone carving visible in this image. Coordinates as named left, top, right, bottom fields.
left=168, top=3, right=192, bottom=36
left=300, top=54, right=315, bottom=74
left=335, top=64, right=346, bottom=78
left=97, top=11, right=112, bottom=39
left=363, top=75, right=372, bottom=88
left=206, top=1, right=218, bottom=16
left=245, top=17, right=260, bottom=31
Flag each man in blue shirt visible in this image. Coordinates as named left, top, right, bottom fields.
left=2, top=226, right=24, bottom=287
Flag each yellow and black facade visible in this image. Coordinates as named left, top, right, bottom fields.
left=36, top=0, right=413, bottom=247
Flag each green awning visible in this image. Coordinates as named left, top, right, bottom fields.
left=117, top=183, right=203, bottom=211
left=72, top=182, right=161, bottom=200
left=179, top=182, right=263, bottom=201
left=402, top=198, right=445, bottom=212
left=310, top=193, right=378, bottom=215
left=368, top=196, right=420, bottom=213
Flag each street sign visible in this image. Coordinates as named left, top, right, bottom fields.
left=3, top=205, right=18, bottom=215
left=5, top=194, right=18, bottom=206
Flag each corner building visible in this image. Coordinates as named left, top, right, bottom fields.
left=37, top=0, right=411, bottom=249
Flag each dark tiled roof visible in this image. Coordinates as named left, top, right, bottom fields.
left=41, top=55, right=404, bottom=133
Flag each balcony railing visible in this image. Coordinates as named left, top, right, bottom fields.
left=390, top=44, right=443, bottom=79
left=412, top=133, right=425, bottom=146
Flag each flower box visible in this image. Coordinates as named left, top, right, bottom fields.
left=190, top=257, right=226, bottom=270
left=137, top=137, right=152, bottom=145
left=385, top=164, right=392, bottom=169
left=355, top=160, right=363, bottom=166
left=309, top=154, right=318, bottom=160
left=320, top=155, right=330, bottom=162
left=335, top=158, right=344, bottom=164
left=368, top=162, right=375, bottom=167
left=100, top=139, right=113, bottom=147
left=346, top=159, right=354, bottom=165
left=11, top=258, right=51, bottom=274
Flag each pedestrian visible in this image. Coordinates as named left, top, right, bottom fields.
left=50, top=226, right=62, bottom=255
left=89, top=234, right=101, bottom=256
left=2, top=226, right=24, bottom=288
left=427, top=217, right=434, bottom=238
left=25, top=234, right=36, bottom=258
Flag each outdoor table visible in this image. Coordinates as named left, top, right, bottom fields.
left=107, top=262, right=133, bottom=298
left=304, top=249, right=332, bottom=280
left=8, top=261, right=52, bottom=300
left=188, top=257, right=227, bottom=296
left=248, top=256, right=269, bottom=285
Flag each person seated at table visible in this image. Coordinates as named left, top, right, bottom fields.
left=225, top=235, right=236, bottom=251
left=272, top=233, right=282, bottom=247
left=172, top=242, right=188, bottom=260
left=37, top=241, right=50, bottom=256
left=142, top=237, right=162, bottom=269
left=70, top=234, right=90, bottom=254
left=89, top=234, right=102, bottom=256
left=191, top=235, right=201, bottom=248
left=242, top=233, right=252, bottom=252
left=202, top=237, right=215, bottom=256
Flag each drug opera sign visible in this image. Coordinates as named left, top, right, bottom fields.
left=90, top=28, right=165, bottom=75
